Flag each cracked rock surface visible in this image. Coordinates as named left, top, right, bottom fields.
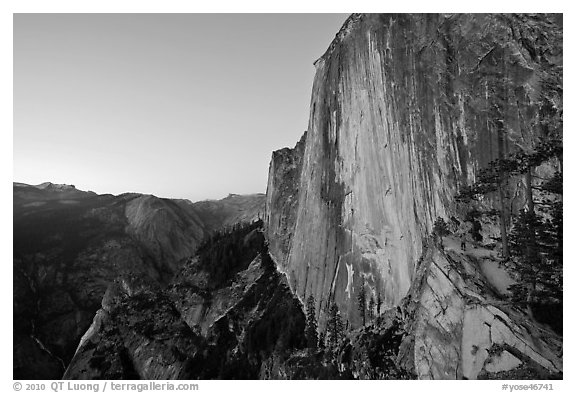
left=397, top=240, right=561, bottom=379
left=265, top=13, right=562, bottom=378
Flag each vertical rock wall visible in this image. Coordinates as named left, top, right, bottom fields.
left=265, top=14, right=561, bottom=328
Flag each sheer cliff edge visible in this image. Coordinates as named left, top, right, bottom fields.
left=265, top=14, right=562, bottom=379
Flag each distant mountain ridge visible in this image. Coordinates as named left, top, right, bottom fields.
left=13, top=181, right=265, bottom=379
left=192, top=193, right=266, bottom=233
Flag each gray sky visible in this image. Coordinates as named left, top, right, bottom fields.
left=14, top=13, right=347, bottom=201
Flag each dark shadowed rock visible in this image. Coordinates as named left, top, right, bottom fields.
left=64, top=221, right=306, bottom=380
left=13, top=183, right=265, bottom=379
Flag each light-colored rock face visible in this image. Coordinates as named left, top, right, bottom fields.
left=265, top=13, right=561, bottom=329
left=125, top=195, right=206, bottom=276
left=399, top=240, right=562, bottom=379
left=265, top=13, right=562, bottom=378
left=265, top=133, right=307, bottom=268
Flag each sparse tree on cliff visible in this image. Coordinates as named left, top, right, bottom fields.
left=368, top=296, right=376, bottom=322
left=305, top=295, right=318, bottom=349
left=456, top=136, right=562, bottom=259
left=326, top=302, right=344, bottom=350
left=377, top=293, right=383, bottom=315
left=357, top=279, right=367, bottom=326
left=508, top=210, right=561, bottom=311
left=455, top=136, right=562, bottom=318
left=455, top=16, right=562, bottom=259
left=508, top=169, right=562, bottom=313
left=432, top=217, right=450, bottom=248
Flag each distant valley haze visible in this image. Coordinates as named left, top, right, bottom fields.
left=13, top=13, right=348, bottom=201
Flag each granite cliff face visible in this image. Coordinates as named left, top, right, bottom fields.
left=265, top=14, right=562, bottom=379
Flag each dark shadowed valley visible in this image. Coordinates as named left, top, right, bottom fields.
left=13, top=182, right=264, bottom=379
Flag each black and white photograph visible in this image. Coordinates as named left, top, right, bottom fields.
left=7, top=1, right=566, bottom=388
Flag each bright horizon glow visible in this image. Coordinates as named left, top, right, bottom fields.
left=14, top=13, right=348, bottom=201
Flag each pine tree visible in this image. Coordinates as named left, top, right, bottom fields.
left=376, top=293, right=383, bottom=315
left=509, top=176, right=562, bottom=310
left=454, top=143, right=559, bottom=259
left=326, top=302, right=344, bottom=350
left=305, top=295, right=318, bottom=349
left=318, top=332, right=325, bottom=350
left=368, top=296, right=376, bottom=322
left=505, top=141, right=562, bottom=310
left=432, top=217, right=450, bottom=248
left=357, top=279, right=366, bottom=326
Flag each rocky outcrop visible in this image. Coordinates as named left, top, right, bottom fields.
left=265, top=132, right=307, bottom=268
left=397, top=239, right=562, bottom=379
left=259, top=236, right=561, bottom=380
left=265, top=13, right=562, bottom=378
left=265, top=13, right=561, bottom=327
left=64, top=222, right=306, bottom=379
